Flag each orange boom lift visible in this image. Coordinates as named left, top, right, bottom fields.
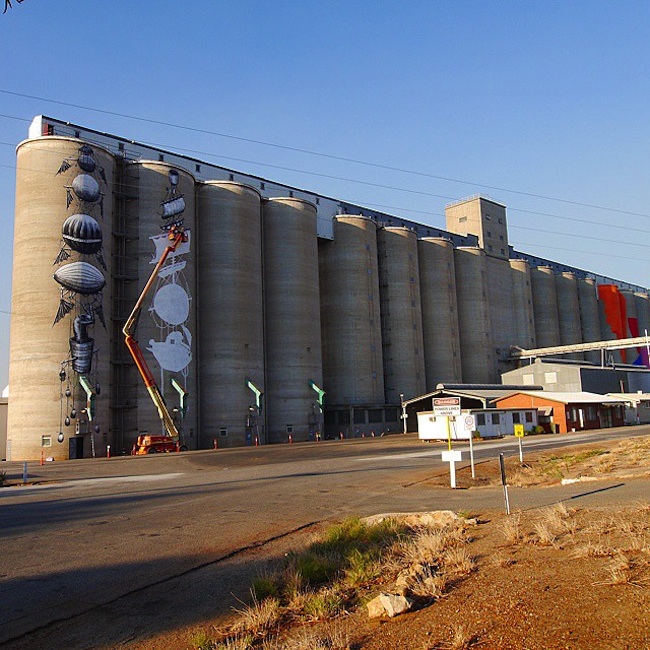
left=123, top=225, right=188, bottom=454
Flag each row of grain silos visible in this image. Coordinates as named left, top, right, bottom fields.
left=8, top=138, right=325, bottom=457
left=10, top=136, right=650, bottom=459
left=319, top=218, right=537, bottom=399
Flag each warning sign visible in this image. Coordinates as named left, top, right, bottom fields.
left=514, top=424, right=525, bottom=438
left=433, top=397, right=461, bottom=417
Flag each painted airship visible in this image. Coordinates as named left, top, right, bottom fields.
left=54, top=261, right=105, bottom=295
left=62, top=214, right=103, bottom=254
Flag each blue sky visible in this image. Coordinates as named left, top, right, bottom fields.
left=1, top=0, right=650, bottom=389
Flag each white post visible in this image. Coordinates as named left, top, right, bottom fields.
left=518, top=436, right=523, bottom=464
left=468, top=432, right=476, bottom=479
left=442, top=450, right=462, bottom=489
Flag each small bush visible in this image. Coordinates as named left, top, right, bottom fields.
left=190, top=629, right=214, bottom=650
left=251, top=573, right=280, bottom=602
left=0, top=470, right=6, bottom=487
left=301, top=588, right=344, bottom=620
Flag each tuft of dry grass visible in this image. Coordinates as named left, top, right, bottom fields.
left=408, top=564, right=448, bottom=599
left=443, top=547, right=476, bottom=576
left=262, top=622, right=351, bottom=649
left=532, top=518, right=559, bottom=548
left=231, top=594, right=282, bottom=637
left=572, top=541, right=615, bottom=558
left=439, top=624, right=480, bottom=649
left=499, top=512, right=523, bottom=545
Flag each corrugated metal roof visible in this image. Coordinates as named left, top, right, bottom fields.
left=494, top=391, right=629, bottom=405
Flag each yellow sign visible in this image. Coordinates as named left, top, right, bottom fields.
left=514, top=424, right=525, bottom=438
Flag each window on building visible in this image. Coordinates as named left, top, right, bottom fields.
left=286, top=425, right=293, bottom=434
left=525, top=412, right=533, bottom=423
left=459, top=216, right=467, bottom=223
left=385, top=408, right=398, bottom=422
left=513, top=413, right=521, bottom=424
left=477, top=413, right=486, bottom=426
left=354, top=409, right=366, bottom=424
left=544, top=372, right=558, bottom=384
left=492, top=413, right=500, bottom=425
left=42, top=435, right=52, bottom=447
left=219, top=428, right=228, bottom=437
left=368, top=409, right=383, bottom=423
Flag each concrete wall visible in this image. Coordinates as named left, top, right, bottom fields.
left=0, top=397, right=7, bottom=460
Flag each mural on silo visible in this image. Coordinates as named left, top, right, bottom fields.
left=146, top=170, right=192, bottom=384
left=598, top=284, right=650, bottom=367
left=53, top=145, right=107, bottom=438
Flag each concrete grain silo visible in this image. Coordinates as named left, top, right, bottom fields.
left=598, top=297, right=623, bottom=365
left=577, top=278, right=602, bottom=364
left=418, top=238, right=462, bottom=388
left=555, top=272, right=583, bottom=359
left=263, top=198, right=322, bottom=443
left=8, top=137, right=114, bottom=460
left=634, top=292, right=650, bottom=340
left=319, top=216, right=384, bottom=405
left=621, top=290, right=640, bottom=339
left=633, top=292, right=650, bottom=367
left=509, top=259, right=536, bottom=349
left=530, top=266, right=561, bottom=349
left=125, top=161, right=197, bottom=450
left=197, top=182, right=264, bottom=447
left=486, top=256, right=517, bottom=374
left=377, top=227, right=425, bottom=402
left=454, top=247, right=496, bottom=383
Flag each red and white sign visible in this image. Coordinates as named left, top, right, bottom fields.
left=433, top=396, right=461, bottom=417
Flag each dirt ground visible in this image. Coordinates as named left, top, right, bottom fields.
left=152, top=435, right=650, bottom=650
left=8, top=435, right=650, bottom=650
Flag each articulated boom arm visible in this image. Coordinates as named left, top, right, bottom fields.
left=122, top=226, right=187, bottom=439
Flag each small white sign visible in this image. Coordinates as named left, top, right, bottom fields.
left=442, top=450, right=462, bottom=462
left=463, top=415, right=476, bottom=432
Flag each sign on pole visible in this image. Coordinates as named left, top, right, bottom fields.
left=514, top=424, right=525, bottom=464
left=464, top=414, right=477, bottom=479
left=433, top=396, right=461, bottom=417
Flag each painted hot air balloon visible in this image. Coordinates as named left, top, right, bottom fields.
left=62, top=214, right=103, bottom=254
left=71, top=174, right=101, bottom=203
left=152, top=283, right=190, bottom=326
left=77, top=145, right=97, bottom=173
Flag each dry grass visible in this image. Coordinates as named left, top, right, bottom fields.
left=499, top=512, right=523, bottom=545
left=262, top=622, right=351, bottom=649
left=438, top=624, right=480, bottom=649
left=408, top=564, right=448, bottom=599
left=443, top=547, right=476, bottom=576
left=231, top=595, right=282, bottom=637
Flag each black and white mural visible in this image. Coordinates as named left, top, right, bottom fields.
left=146, top=169, right=192, bottom=388
left=53, top=145, right=106, bottom=442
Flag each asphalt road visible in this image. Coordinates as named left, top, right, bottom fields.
left=1, top=427, right=649, bottom=648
